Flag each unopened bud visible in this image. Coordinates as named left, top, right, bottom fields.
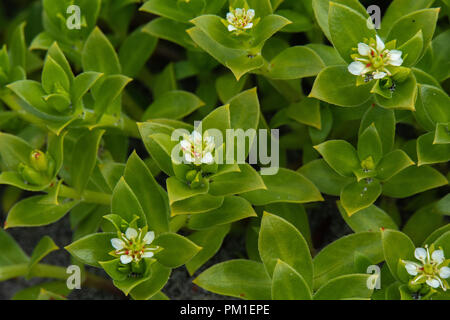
left=392, top=67, right=410, bottom=83
left=30, top=150, right=48, bottom=172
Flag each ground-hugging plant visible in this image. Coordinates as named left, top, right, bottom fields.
left=0, top=0, right=448, bottom=300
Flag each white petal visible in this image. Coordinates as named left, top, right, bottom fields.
left=440, top=266, right=450, bottom=279
left=388, top=51, right=403, bottom=66
left=357, top=43, right=372, bottom=56
left=143, top=231, right=155, bottom=245
left=192, top=131, right=202, bottom=143
left=202, top=152, right=214, bottom=164
left=226, top=12, right=235, bottom=23
left=247, top=9, right=255, bottom=20
left=244, top=23, right=253, bottom=29
left=180, top=140, right=191, bottom=151
left=111, top=238, right=125, bottom=250
left=120, top=255, right=133, bottom=264
left=228, top=24, right=237, bottom=32
left=389, top=50, right=402, bottom=60
left=426, top=278, right=440, bottom=288
left=235, top=8, right=243, bottom=16
left=348, top=61, right=366, bottom=75
left=142, top=251, right=154, bottom=258
left=185, top=153, right=194, bottom=163
left=405, top=263, right=419, bottom=276
left=373, top=71, right=387, bottom=79
left=432, top=250, right=445, bottom=264
left=415, top=248, right=427, bottom=262
left=125, top=227, right=138, bottom=240
left=376, top=35, right=385, bottom=52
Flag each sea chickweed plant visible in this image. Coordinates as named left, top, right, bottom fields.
left=0, top=0, right=448, bottom=301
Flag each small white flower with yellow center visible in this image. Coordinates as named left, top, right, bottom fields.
left=403, top=245, right=450, bottom=291
left=226, top=8, right=255, bottom=32
left=348, top=35, right=403, bottom=81
left=111, top=227, right=159, bottom=264
left=180, top=130, right=215, bottom=166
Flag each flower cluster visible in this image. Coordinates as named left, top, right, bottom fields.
left=348, top=35, right=403, bottom=82
left=111, top=227, right=159, bottom=265
left=403, top=245, right=450, bottom=291
left=226, top=8, right=255, bottom=33
left=180, top=130, right=215, bottom=166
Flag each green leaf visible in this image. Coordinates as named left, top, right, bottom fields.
left=82, top=27, right=121, bottom=74
left=382, top=166, right=448, bottom=198
left=11, top=281, right=70, bottom=300
left=298, top=159, right=353, bottom=196
left=312, top=0, right=368, bottom=41
left=272, top=260, right=312, bottom=300
left=41, top=56, right=70, bottom=94
left=142, top=90, right=204, bottom=120
left=0, top=228, right=29, bottom=266
left=403, top=203, right=445, bottom=246
left=92, top=74, right=132, bottom=118
left=140, top=0, right=196, bottom=22
left=259, top=212, right=313, bottom=288
left=153, top=233, right=201, bottom=268
left=313, top=274, right=373, bottom=300
left=398, top=30, right=424, bottom=67
left=0, top=132, right=33, bottom=170
left=338, top=202, right=398, bottom=233
left=340, top=179, right=382, bottom=216
left=359, top=105, right=395, bottom=154
left=381, top=229, right=415, bottom=282
left=70, top=129, right=105, bottom=194
left=328, top=2, right=375, bottom=63
left=7, top=80, right=53, bottom=115
left=129, top=262, right=171, bottom=300
left=417, top=132, right=450, bottom=165
left=6, top=195, right=79, bottom=228
left=241, top=168, right=323, bottom=205
left=119, top=27, right=157, bottom=78
left=357, top=124, right=383, bottom=165
left=216, top=73, right=247, bottom=104
left=386, top=8, right=439, bottom=60
left=374, top=74, right=417, bottom=111
left=28, top=236, right=59, bottom=274
left=313, top=232, right=383, bottom=289
left=430, top=30, right=450, bottom=82
left=188, top=196, right=256, bottom=230
left=433, top=231, right=450, bottom=256
left=112, top=177, right=146, bottom=227
left=65, top=232, right=116, bottom=267
left=9, top=22, right=27, bottom=69
left=380, top=0, right=435, bottom=38
left=414, top=85, right=450, bottom=131
left=209, top=164, right=266, bottom=196
left=193, top=259, right=272, bottom=300
left=314, top=140, right=360, bottom=177
left=143, top=18, right=197, bottom=50
left=376, top=150, right=415, bottom=181
left=187, top=26, right=264, bottom=80
left=310, top=66, right=372, bottom=107
left=288, top=98, right=321, bottom=129
left=123, top=152, right=169, bottom=233
left=186, top=224, right=231, bottom=275
left=267, top=46, right=324, bottom=80
left=71, top=72, right=103, bottom=105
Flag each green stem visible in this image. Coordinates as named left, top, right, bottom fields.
left=59, top=185, right=111, bottom=206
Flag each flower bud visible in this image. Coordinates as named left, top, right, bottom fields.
left=30, top=150, right=48, bottom=172
left=189, top=171, right=203, bottom=189
left=186, top=169, right=198, bottom=182
left=407, top=280, right=421, bottom=293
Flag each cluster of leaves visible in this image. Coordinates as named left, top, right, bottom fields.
left=0, top=0, right=448, bottom=300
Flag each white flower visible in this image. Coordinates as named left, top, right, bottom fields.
left=111, top=228, right=159, bottom=265
left=179, top=130, right=216, bottom=166
left=403, top=245, right=450, bottom=291
left=226, top=8, right=255, bottom=33
left=348, top=35, right=403, bottom=81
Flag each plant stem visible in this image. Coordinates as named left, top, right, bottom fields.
left=59, top=185, right=111, bottom=206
